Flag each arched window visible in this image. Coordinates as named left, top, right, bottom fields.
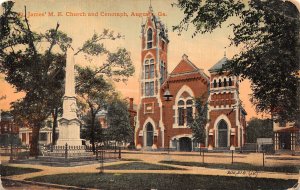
left=178, top=100, right=185, bottom=126
left=213, top=80, right=217, bottom=88
left=146, top=123, right=153, bottom=146
left=219, top=79, right=222, bottom=87
left=218, top=120, right=228, bottom=147
left=186, top=100, right=193, bottom=125
left=229, top=78, right=232, bottom=86
left=147, top=28, right=153, bottom=49
left=224, top=78, right=227, bottom=87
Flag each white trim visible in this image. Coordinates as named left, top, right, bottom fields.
left=142, top=117, right=158, bottom=147
left=213, top=114, right=232, bottom=147
left=172, top=85, right=195, bottom=128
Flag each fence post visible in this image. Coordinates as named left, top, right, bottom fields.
left=231, top=150, right=234, bottom=164
left=65, top=143, right=68, bottom=160
left=202, top=149, right=204, bottom=164
left=118, top=147, right=121, bottom=159
left=262, top=151, right=265, bottom=167
left=96, top=146, right=98, bottom=160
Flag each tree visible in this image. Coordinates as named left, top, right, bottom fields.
left=173, top=0, right=300, bottom=123
left=0, top=1, right=71, bottom=156
left=246, top=118, right=273, bottom=143
left=76, top=66, right=116, bottom=152
left=75, top=29, right=134, bottom=152
left=80, top=113, right=105, bottom=145
left=106, top=98, right=133, bottom=145
left=189, top=97, right=208, bottom=146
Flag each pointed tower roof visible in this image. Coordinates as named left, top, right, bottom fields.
left=208, top=57, right=228, bottom=72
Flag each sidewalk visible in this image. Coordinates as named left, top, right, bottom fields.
left=1, top=151, right=299, bottom=189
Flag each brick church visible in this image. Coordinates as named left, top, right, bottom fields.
left=135, top=6, right=247, bottom=151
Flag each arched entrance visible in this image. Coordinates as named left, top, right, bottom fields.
left=179, top=137, right=192, bottom=151
left=146, top=123, right=153, bottom=147
left=218, top=120, right=228, bottom=147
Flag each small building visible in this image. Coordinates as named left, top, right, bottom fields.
left=274, top=122, right=299, bottom=153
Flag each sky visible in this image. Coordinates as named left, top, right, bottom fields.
left=2, top=0, right=297, bottom=120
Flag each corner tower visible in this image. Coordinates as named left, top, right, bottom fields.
left=135, top=5, right=169, bottom=150
left=207, top=56, right=247, bottom=149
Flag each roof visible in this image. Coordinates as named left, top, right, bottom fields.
left=209, top=57, right=228, bottom=72
left=169, top=54, right=209, bottom=81
left=275, top=126, right=300, bottom=133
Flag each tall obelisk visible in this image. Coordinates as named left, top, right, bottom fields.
left=57, top=48, right=82, bottom=146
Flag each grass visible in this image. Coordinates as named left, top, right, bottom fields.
left=159, top=160, right=300, bottom=173
left=102, top=162, right=185, bottom=170
left=0, top=165, right=42, bottom=176
left=27, top=173, right=297, bottom=190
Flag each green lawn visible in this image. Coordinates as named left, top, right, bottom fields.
left=0, top=165, right=42, bottom=176
left=27, top=173, right=297, bottom=190
left=159, top=160, right=300, bottom=173
left=102, top=162, right=185, bottom=170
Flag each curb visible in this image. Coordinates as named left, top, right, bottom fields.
left=1, top=178, right=100, bottom=190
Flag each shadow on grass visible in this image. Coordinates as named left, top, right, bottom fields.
left=26, top=173, right=297, bottom=190
left=159, top=160, right=300, bottom=173
left=0, top=165, right=42, bottom=176
left=99, top=162, right=185, bottom=170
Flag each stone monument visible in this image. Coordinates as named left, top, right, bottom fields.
left=56, top=48, right=82, bottom=146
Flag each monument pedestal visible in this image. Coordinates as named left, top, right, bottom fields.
left=57, top=118, right=82, bottom=146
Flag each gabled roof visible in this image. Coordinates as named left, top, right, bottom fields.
left=171, top=54, right=199, bottom=75
left=209, top=57, right=228, bottom=72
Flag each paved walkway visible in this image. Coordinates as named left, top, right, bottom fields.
left=1, top=151, right=300, bottom=189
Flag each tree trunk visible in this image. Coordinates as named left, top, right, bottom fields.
left=52, top=108, right=58, bottom=145
left=90, top=113, right=96, bottom=153
left=30, top=123, right=41, bottom=158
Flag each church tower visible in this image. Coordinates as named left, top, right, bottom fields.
left=207, top=56, right=247, bottom=149
left=135, top=5, right=169, bottom=149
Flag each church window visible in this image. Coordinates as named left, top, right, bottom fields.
left=145, top=81, right=154, bottom=96
left=145, top=65, right=149, bottom=79
left=144, top=59, right=154, bottom=79
left=186, top=100, right=193, bottom=125
left=229, top=78, right=232, bottom=86
left=150, top=64, right=154, bottom=78
left=147, top=28, right=153, bottom=49
left=178, top=100, right=185, bottom=126
left=219, top=79, right=222, bottom=87
left=178, top=107, right=185, bottom=126
left=224, top=78, right=227, bottom=87
left=160, top=61, right=166, bottom=84
left=213, top=80, right=217, bottom=88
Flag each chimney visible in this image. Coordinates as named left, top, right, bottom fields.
left=129, top=98, right=134, bottom=110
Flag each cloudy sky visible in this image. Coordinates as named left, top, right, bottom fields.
left=0, top=0, right=280, bottom=120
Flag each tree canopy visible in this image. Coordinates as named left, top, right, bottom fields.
left=106, top=98, right=133, bottom=144
left=0, top=1, right=71, bottom=156
left=173, top=0, right=300, bottom=123
left=246, top=117, right=273, bottom=143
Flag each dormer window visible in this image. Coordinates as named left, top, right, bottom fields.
left=147, top=28, right=153, bottom=49
left=229, top=78, right=232, bottom=86
left=213, top=80, right=217, bottom=88
left=219, top=79, right=222, bottom=87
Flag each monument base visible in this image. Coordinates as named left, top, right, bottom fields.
left=56, top=139, right=83, bottom=146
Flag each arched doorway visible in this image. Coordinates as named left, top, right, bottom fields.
left=146, top=123, right=153, bottom=147
left=218, top=120, right=228, bottom=147
left=179, top=137, right=192, bottom=151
